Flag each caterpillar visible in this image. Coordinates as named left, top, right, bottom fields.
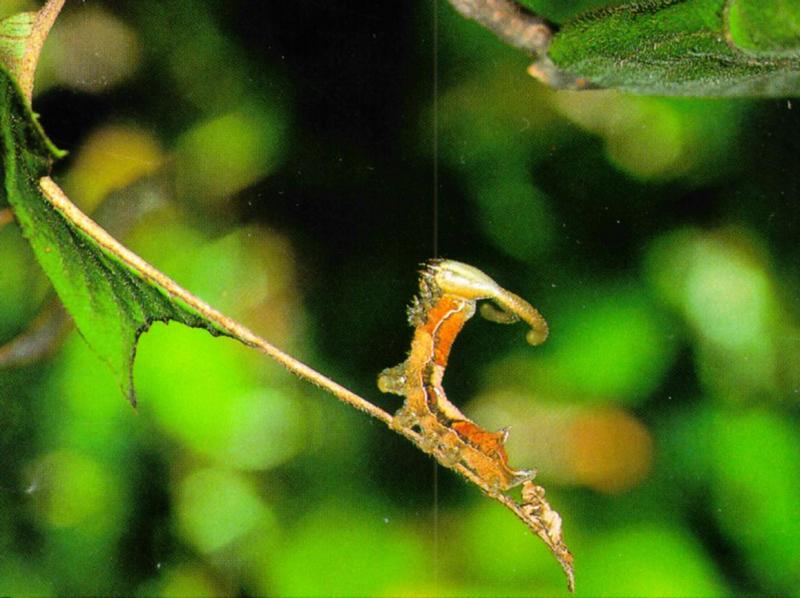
left=378, top=259, right=548, bottom=492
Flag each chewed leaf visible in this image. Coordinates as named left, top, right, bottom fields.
left=0, top=64, right=228, bottom=403
left=542, top=0, right=800, bottom=96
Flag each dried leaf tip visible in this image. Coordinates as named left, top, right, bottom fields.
left=521, top=480, right=575, bottom=591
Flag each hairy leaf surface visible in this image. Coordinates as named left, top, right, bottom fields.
left=546, top=0, right=800, bottom=96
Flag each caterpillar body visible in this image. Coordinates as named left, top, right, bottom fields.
left=378, top=259, right=548, bottom=492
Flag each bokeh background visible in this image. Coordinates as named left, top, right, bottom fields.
left=1, top=0, right=799, bottom=595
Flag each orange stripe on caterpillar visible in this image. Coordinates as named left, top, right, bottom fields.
left=422, top=295, right=470, bottom=368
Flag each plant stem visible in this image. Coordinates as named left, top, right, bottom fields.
left=37, top=176, right=393, bottom=425
left=445, top=0, right=553, bottom=55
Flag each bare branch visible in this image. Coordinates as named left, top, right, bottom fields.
left=445, top=0, right=554, bottom=56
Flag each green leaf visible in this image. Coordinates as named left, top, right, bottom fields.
left=545, top=0, right=800, bottom=96
left=727, top=0, right=800, bottom=57
left=0, top=63, right=227, bottom=403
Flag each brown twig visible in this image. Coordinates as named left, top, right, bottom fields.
left=445, top=0, right=554, bottom=56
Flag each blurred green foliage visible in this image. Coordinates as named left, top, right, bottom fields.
left=1, top=0, right=799, bottom=596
